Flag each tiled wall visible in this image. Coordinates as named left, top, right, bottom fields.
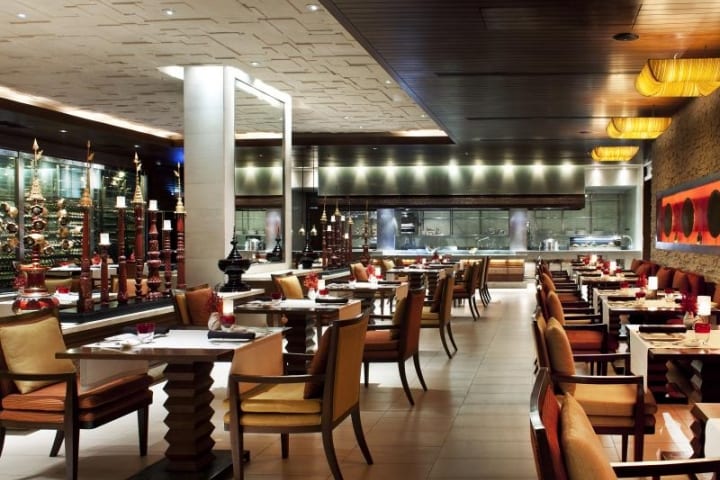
left=651, top=89, right=720, bottom=284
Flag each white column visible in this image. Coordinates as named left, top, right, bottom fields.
left=183, top=66, right=236, bottom=287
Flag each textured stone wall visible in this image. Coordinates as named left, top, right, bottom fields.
left=650, top=89, right=720, bottom=285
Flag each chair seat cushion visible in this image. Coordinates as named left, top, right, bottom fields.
left=242, top=382, right=322, bottom=414
left=2, top=373, right=153, bottom=412
left=565, top=329, right=603, bottom=351
left=230, top=411, right=322, bottom=428
left=363, top=330, right=399, bottom=351
left=573, top=383, right=657, bottom=417
left=421, top=307, right=439, bottom=323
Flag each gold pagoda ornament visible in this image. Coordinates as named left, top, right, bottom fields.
left=132, top=152, right=144, bottom=205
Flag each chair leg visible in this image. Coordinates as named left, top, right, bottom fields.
left=398, top=360, right=415, bottom=405
left=50, top=430, right=64, bottom=457
left=230, top=423, right=245, bottom=480
left=321, top=427, right=343, bottom=480
left=0, top=426, right=5, bottom=456
left=446, top=323, right=458, bottom=353
left=281, top=433, right=289, bottom=459
left=633, top=430, right=644, bottom=461
left=470, top=296, right=480, bottom=320
left=621, top=434, right=628, bottom=462
left=65, top=424, right=79, bottom=480
left=413, top=353, right=427, bottom=391
left=438, top=325, right=455, bottom=359
left=351, top=407, right=373, bottom=465
left=137, top=405, right=149, bottom=456
left=363, top=361, right=370, bottom=388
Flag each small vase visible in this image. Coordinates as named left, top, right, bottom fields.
left=307, top=288, right=317, bottom=300
left=683, top=312, right=696, bottom=330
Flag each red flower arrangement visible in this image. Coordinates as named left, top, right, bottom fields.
left=366, top=264, right=376, bottom=277
left=206, top=289, right=223, bottom=315
left=304, top=272, right=319, bottom=290
left=680, top=293, right=698, bottom=315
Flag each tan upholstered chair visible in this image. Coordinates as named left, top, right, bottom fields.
left=45, top=277, right=74, bottom=294
left=350, top=262, right=369, bottom=281
left=225, top=312, right=372, bottom=480
left=531, top=367, right=720, bottom=480
left=271, top=272, right=304, bottom=299
left=543, top=317, right=656, bottom=461
left=421, top=271, right=457, bottom=358
left=0, top=309, right=153, bottom=480
left=362, top=288, right=426, bottom=405
left=171, top=283, right=212, bottom=326
left=111, top=276, right=150, bottom=298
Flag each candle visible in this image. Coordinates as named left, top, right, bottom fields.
left=647, top=276, right=658, bottom=291
left=99, top=233, right=110, bottom=245
left=148, top=199, right=158, bottom=211
left=116, top=196, right=126, bottom=209
left=698, top=295, right=712, bottom=317
left=163, top=219, right=172, bottom=231
left=222, top=297, right=234, bottom=316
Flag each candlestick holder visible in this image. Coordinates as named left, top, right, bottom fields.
left=77, top=141, right=94, bottom=313
left=163, top=222, right=172, bottom=295
left=132, top=153, right=145, bottom=301
left=174, top=162, right=186, bottom=290
left=99, top=242, right=110, bottom=305
left=117, top=205, right=128, bottom=303
left=145, top=208, right=163, bottom=299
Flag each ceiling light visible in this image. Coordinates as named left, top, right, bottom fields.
left=384, top=80, right=392, bottom=85
left=590, top=146, right=639, bottom=162
left=250, top=61, right=260, bottom=67
left=16, top=13, right=27, bottom=19
left=59, top=129, right=68, bottom=133
left=162, top=8, right=174, bottom=16
left=635, top=58, right=720, bottom=96
left=306, top=4, right=320, bottom=12
left=606, top=117, right=672, bottom=139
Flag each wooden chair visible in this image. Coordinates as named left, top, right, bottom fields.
left=421, top=271, right=457, bottom=358
left=531, top=367, right=720, bottom=480
left=225, top=312, right=372, bottom=480
left=0, top=309, right=152, bottom=480
left=477, top=255, right=491, bottom=307
left=170, top=283, right=211, bottom=326
left=452, top=261, right=481, bottom=320
left=110, top=275, right=150, bottom=298
left=541, top=316, right=656, bottom=461
left=362, top=287, right=427, bottom=405
left=350, top=262, right=369, bottom=281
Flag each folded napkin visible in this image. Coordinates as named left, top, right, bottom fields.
left=378, top=280, right=401, bottom=285
left=706, top=418, right=720, bottom=457
left=315, top=297, right=348, bottom=304
left=121, top=325, right=170, bottom=335
left=207, top=330, right=256, bottom=340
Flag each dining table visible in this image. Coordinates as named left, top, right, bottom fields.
left=386, top=265, right=452, bottom=298
left=234, top=298, right=362, bottom=354
left=628, top=326, right=720, bottom=404
left=325, top=280, right=407, bottom=317
left=57, top=327, right=284, bottom=479
left=600, top=295, right=686, bottom=350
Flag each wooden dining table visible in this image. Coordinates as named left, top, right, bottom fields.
left=57, top=328, right=284, bottom=479
left=234, top=298, right=362, bottom=354
left=325, top=280, right=406, bottom=317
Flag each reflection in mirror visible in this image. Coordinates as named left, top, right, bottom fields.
left=232, top=69, right=291, bottom=268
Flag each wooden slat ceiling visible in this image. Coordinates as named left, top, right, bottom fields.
left=320, top=0, right=720, bottom=163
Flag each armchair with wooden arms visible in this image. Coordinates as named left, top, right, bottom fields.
left=363, top=287, right=427, bottom=405
left=225, top=312, right=372, bottom=480
left=170, top=283, right=212, bottom=326
left=542, top=317, right=656, bottom=462
left=421, top=271, right=457, bottom=358
left=0, top=309, right=153, bottom=480
left=271, top=272, right=304, bottom=299
left=531, top=367, right=720, bottom=480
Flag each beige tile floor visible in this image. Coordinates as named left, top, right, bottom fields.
left=0, top=284, right=699, bottom=479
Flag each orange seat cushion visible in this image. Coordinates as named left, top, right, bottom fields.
left=185, top=287, right=213, bottom=325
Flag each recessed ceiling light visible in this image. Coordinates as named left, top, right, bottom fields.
left=420, top=114, right=426, bottom=118
left=133, top=144, right=141, bottom=148
left=162, top=8, right=175, bottom=16
left=613, top=32, right=639, bottom=41
left=16, top=13, right=27, bottom=19
left=250, top=61, right=260, bottom=67
left=306, top=4, right=320, bottom=12
left=59, top=129, right=68, bottom=133
left=384, top=79, right=392, bottom=85
left=344, top=116, right=350, bottom=120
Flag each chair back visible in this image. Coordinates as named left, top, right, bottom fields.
left=478, top=255, right=490, bottom=288
left=462, top=262, right=479, bottom=294
left=530, top=368, right=569, bottom=480
left=399, top=288, right=426, bottom=358
left=532, top=312, right=551, bottom=369
left=350, top=262, right=369, bottom=281
left=544, top=291, right=566, bottom=325
left=271, top=272, right=304, bottom=299
left=323, top=312, right=369, bottom=422
left=171, top=283, right=212, bottom=326
left=438, top=272, right=456, bottom=326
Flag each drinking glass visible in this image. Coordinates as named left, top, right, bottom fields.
left=136, top=322, right=155, bottom=343
left=694, top=321, right=711, bottom=346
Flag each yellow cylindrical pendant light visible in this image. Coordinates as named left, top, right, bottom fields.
left=636, top=58, right=720, bottom=97
left=606, top=117, right=672, bottom=139
left=590, top=146, right=639, bottom=162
